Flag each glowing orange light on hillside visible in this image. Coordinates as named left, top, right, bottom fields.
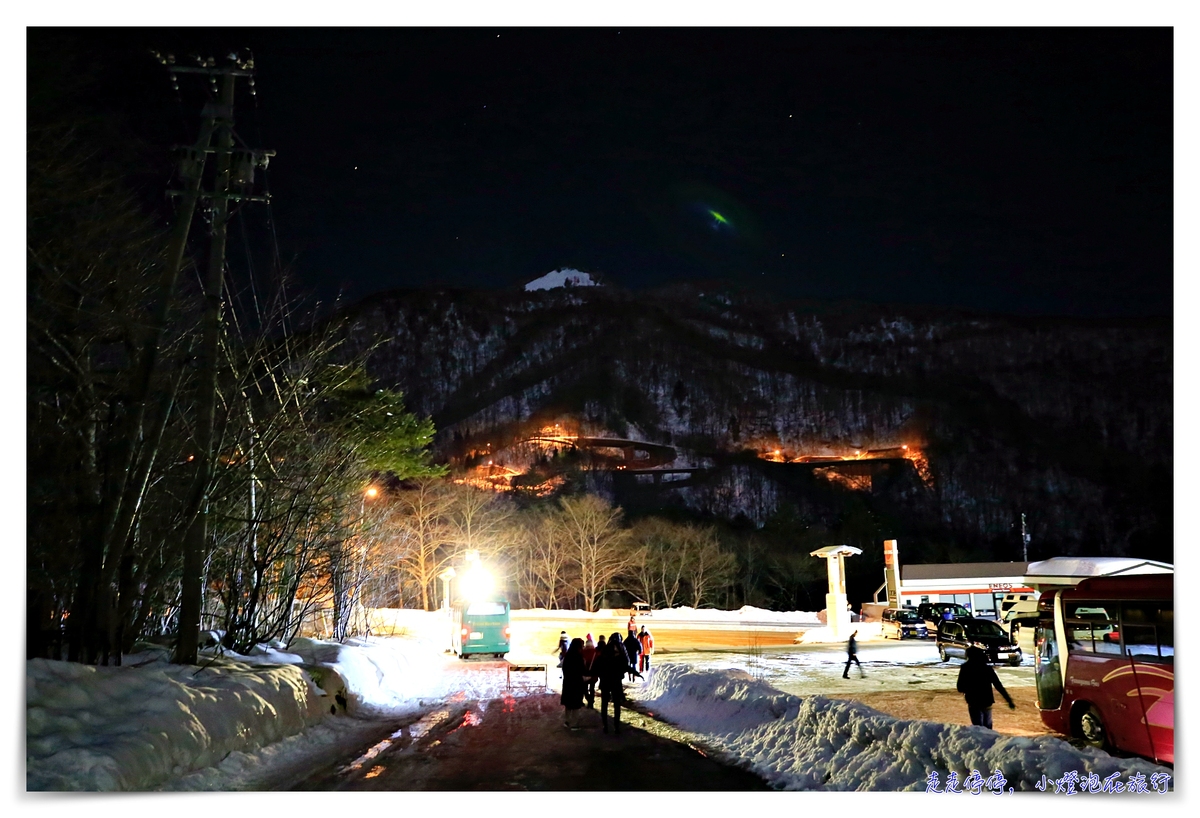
left=364, top=486, right=379, bottom=499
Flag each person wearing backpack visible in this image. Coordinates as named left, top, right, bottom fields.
left=599, top=632, right=634, bottom=734
left=622, top=631, right=642, bottom=682
left=581, top=633, right=599, bottom=709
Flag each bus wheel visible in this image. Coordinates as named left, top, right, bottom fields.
left=1077, top=704, right=1108, bottom=748
left=938, top=646, right=948, bottom=662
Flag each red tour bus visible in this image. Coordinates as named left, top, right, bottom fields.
left=1034, top=573, right=1173, bottom=765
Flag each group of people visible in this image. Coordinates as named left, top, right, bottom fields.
left=555, top=619, right=656, bottom=732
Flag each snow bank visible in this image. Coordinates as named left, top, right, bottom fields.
left=511, top=605, right=820, bottom=624
left=632, top=665, right=1172, bottom=792
left=638, top=605, right=820, bottom=624
left=25, top=635, right=453, bottom=791
left=26, top=653, right=325, bottom=791
left=281, top=636, right=447, bottom=716
left=796, top=623, right=883, bottom=643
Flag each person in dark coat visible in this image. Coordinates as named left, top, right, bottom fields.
left=842, top=630, right=864, bottom=678
left=560, top=637, right=587, bottom=728
left=582, top=633, right=599, bottom=709
left=599, top=632, right=633, bottom=734
left=623, top=632, right=643, bottom=682
left=957, top=646, right=1015, bottom=729
left=556, top=630, right=569, bottom=668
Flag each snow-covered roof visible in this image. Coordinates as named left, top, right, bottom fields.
left=524, top=268, right=600, bottom=291
left=1024, top=557, right=1174, bottom=587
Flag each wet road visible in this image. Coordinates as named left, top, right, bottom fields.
left=295, top=692, right=770, bottom=791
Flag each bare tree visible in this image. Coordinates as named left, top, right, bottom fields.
left=517, top=508, right=570, bottom=609
left=555, top=495, right=633, bottom=612
left=627, top=517, right=687, bottom=608
left=446, top=484, right=518, bottom=578
left=686, top=528, right=738, bottom=608
left=389, top=478, right=458, bottom=610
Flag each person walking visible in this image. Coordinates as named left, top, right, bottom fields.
left=560, top=637, right=587, bottom=728
left=956, top=646, right=1015, bottom=729
left=623, top=631, right=643, bottom=682
left=627, top=614, right=637, bottom=639
left=637, top=626, right=654, bottom=674
left=582, top=633, right=599, bottom=709
left=842, top=630, right=864, bottom=678
left=598, top=632, right=633, bottom=734
left=556, top=630, right=569, bottom=669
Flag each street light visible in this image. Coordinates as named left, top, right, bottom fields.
left=459, top=564, right=495, bottom=603
left=350, top=484, right=381, bottom=633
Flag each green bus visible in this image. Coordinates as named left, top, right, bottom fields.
left=451, top=597, right=511, bottom=659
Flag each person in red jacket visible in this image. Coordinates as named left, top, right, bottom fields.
left=637, top=626, right=654, bottom=673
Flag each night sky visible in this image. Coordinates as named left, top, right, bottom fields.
left=35, top=27, right=1173, bottom=317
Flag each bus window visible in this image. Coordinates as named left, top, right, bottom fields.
left=466, top=601, right=507, bottom=616
left=1158, top=608, right=1173, bottom=661
left=1035, top=620, right=1063, bottom=710
left=1064, top=601, right=1120, bottom=655
left=1121, top=602, right=1173, bottom=663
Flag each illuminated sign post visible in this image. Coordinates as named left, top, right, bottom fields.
left=884, top=539, right=901, bottom=609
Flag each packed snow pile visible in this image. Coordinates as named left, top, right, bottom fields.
left=636, top=605, right=820, bottom=624
left=796, top=623, right=883, bottom=643
left=631, top=665, right=1172, bottom=792
left=26, top=653, right=325, bottom=791
left=524, top=268, right=600, bottom=291
left=276, top=636, right=447, bottom=717
left=510, top=605, right=819, bottom=624
left=26, top=636, right=453, bottom=791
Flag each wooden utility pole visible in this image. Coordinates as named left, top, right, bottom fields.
left=162, top=52, right=274, bottom=664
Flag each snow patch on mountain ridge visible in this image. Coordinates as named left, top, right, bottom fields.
left=524, top=268, right=600, bottom=291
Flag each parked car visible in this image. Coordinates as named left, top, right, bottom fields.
left=881, top=608, right=929, bottom=639
left=631, top=601, right=652, bottom=616
left=917, top=602, right=971, bottom=628
left=1005, top=612, right=1039, bottom=653
left=936, top=616, right=1023, bottom=665
left=999, top=592, right=1038, bottom=617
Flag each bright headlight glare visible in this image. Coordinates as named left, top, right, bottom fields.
left=460, top=567, right=494, bottom=601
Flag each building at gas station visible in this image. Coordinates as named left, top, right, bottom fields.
left=881, top=544, right=1173, bottom=616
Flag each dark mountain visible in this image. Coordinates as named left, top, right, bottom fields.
left=336, top=282, right=1171, bottom=564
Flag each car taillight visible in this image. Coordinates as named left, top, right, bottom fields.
left=504, top=626, right=511, bottom=637
left=461, top=627, right=469, bottom=637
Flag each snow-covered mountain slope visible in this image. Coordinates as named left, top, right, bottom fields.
left=337, top=284, right=1170, bottom=560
